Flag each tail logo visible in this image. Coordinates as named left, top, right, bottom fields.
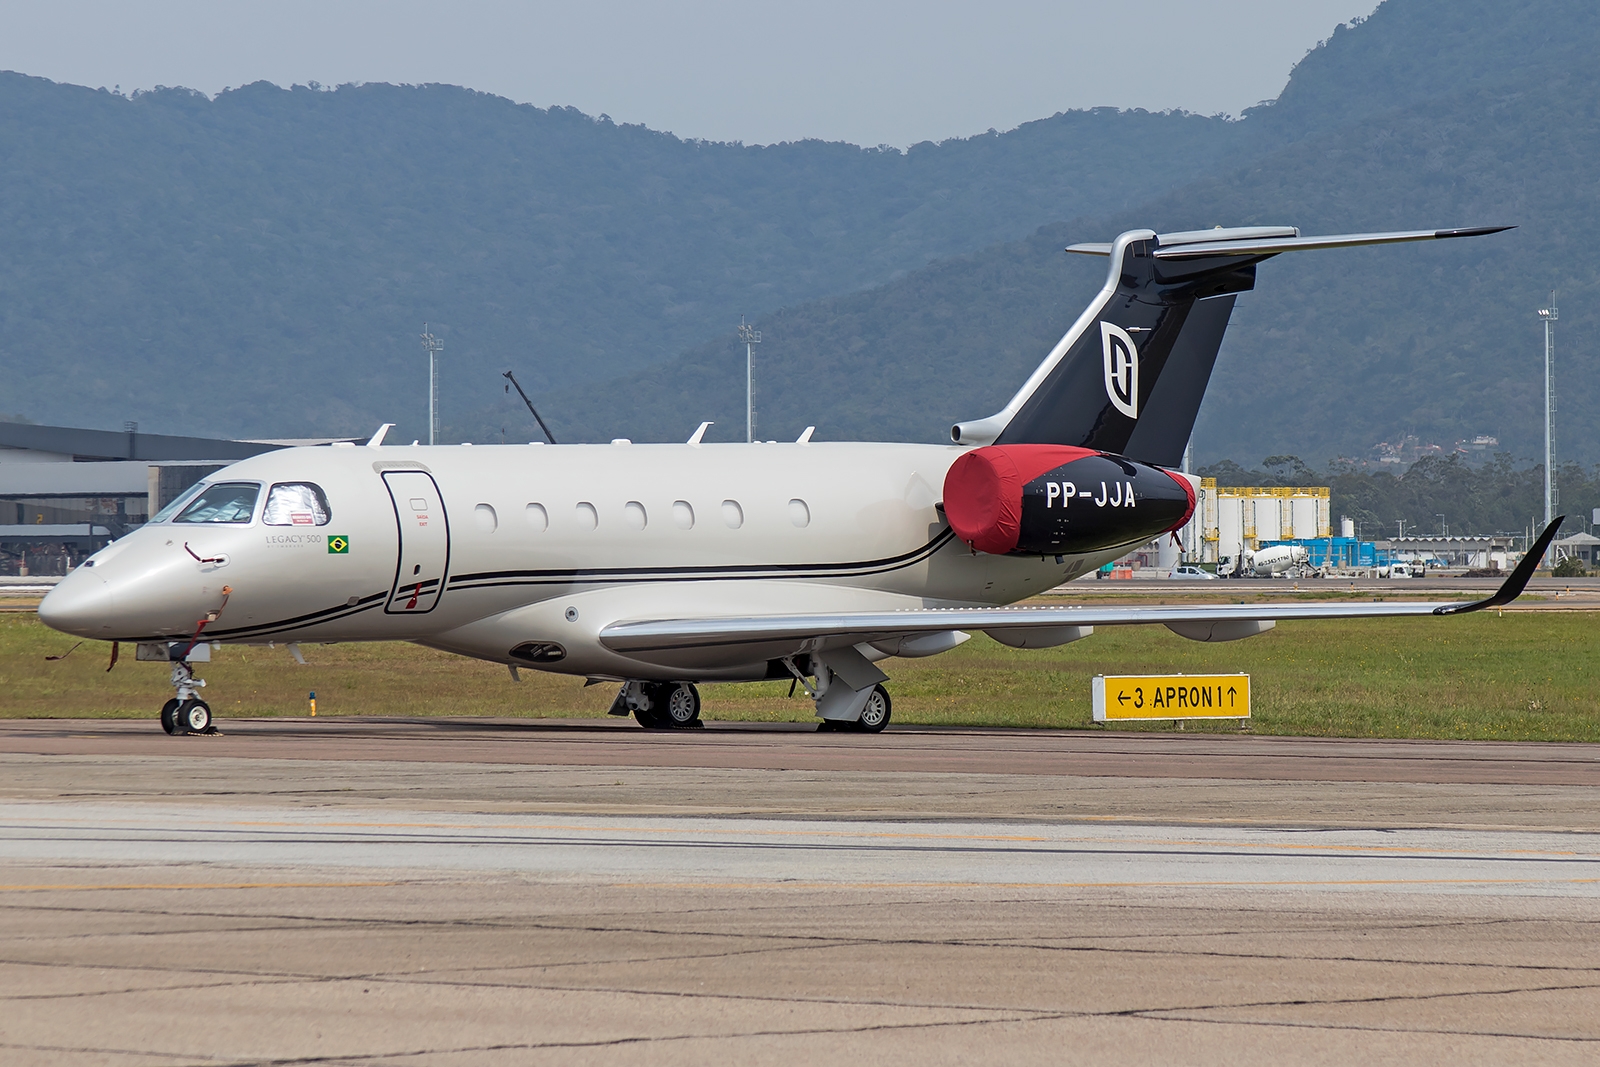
left=1101, top=321, right=1139, bottom=419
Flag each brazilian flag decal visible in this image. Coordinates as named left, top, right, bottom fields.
left=327, top=535, right=350, bottom=554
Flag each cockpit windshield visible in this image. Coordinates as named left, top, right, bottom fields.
left=172, top=482, right=261, bottom=524
left=263, top=482, right=332, bottom=526
left=149, top=481, right=208, bottom=524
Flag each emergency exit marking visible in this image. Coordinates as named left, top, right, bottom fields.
left=327, top=536, right=350, bottom=554
left=1092, top=674, right=1250, bottom=721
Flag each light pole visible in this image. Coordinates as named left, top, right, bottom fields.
left=1537, top=293, right=1557, bottom=527
left=737, top=316, right=761, bottom=443
left=420, top=324, right=443, bottom=446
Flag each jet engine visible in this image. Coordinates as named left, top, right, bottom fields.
left=942, top=444, right=1194, bottom=556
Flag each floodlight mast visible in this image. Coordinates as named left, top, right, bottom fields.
left=738, top=317, right=761, bottom=443
left=420, top=324, right=444, bottom=447
left=1537, top=292, right=1558, bottom=529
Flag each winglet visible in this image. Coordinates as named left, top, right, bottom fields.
left=687, top=421, right=712, bottom=446
left=1434, top=517, right=1563, bottom=615
left=796, top=426, right=815, bottom=444
left=366, top=423, right=395, bottom=447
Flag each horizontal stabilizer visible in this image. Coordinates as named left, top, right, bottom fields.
left=1152, top=225, right=1514, bottom=260
left=1066, top=225, right=1300, bottom=256
left=1067, top=226, right=1513, bottom=258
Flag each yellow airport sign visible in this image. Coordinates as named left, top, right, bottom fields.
left=1092, top=674, right=1250, bottom=721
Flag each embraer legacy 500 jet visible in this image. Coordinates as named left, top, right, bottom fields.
left=40, top=224, right=1559, bottom=735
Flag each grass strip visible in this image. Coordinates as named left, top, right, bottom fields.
left=5, top=611, right=1598, bottom=741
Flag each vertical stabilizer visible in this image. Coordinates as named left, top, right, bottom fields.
left=952, top=224, right=1510, bottom=468
left=951, top=228, right=1265, bottom=466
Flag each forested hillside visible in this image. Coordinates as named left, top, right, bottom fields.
left=0, top=74, right=1239, bottom=440
left=4, top=0, right=1597, bottom=468
left=529, top=0, right=1600, bottom=465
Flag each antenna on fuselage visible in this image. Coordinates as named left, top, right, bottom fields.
left=503, top=370, right=558, bottom=444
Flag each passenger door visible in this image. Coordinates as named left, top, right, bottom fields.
left=382, top=471, right=450, bottom=614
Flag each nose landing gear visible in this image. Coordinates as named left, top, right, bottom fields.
left=160, top=657, right=215, bottom=735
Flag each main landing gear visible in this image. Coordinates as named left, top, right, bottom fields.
left=160, top=657, right=215, bottom=735
left=610, top=680, right=702, bottom=730
left=609, top=677, right=893, bottom=734
left=816, top=684, right=892, bottom=733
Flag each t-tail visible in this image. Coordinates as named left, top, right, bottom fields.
left=950, top=224, right=1512, bottom=467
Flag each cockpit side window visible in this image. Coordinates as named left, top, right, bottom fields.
left=263, top=482, right=332, bottom=526
left=172, top=482, right=260, bottom=524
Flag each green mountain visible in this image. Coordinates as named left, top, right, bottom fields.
left=531, top=0, right=1600, bottom=467
left=0, top=73, right=1239, bottom=442
left=6, top=0, right=1596, bottom=469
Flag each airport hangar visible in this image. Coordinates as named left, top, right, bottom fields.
left=0, top=419, right=353, bottom=574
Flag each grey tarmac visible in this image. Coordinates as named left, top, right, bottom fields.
left=3, top=719, right=1600, bottom=1065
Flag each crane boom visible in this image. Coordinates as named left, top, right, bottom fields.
left=503, top=370, right=558, bottom=444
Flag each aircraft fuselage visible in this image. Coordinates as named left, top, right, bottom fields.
left=42, top=440, right=1137, bottom=681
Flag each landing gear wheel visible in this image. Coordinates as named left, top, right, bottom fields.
left=857, top=685, right=892, bottom=733
left=178, top=699, right=211, bottom=734
left=633, top=683, right=671, bottom=730
left=663, top=683, right=701, bottom=728
left=160, top=699, right=182, bottom=736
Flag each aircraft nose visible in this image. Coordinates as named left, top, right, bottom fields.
left=38, top=568, right=117, bottom=638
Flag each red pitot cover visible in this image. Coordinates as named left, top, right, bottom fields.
left=943, top=445, right=1097, bottom=554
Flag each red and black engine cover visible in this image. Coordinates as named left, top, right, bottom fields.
left=943, top=445, right=1195, bottom=556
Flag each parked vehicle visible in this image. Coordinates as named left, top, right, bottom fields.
left=1168, top=564, right=1217, bottom=580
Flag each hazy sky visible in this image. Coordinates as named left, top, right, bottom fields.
left=0, top=1, right=1378, bottom=146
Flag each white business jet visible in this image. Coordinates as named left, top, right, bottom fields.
left=40, top=223, right=1557, bottom=735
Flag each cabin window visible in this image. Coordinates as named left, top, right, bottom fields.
left=474, top=503, right=498, bottom=532
left=673, top=500, right=695, bottom=530
left=789, top=498, right=811, bottom=528
left=173, top=482, right=260, bottom=524
left=624, top=501, right=647, bottom=530
left=722, top=499, right=744, bottom=529
left=262, top=482, right=332, bottom=526
left=576, top=502, right=598, bottom=530
left=525, top=502, right=548, bottom=532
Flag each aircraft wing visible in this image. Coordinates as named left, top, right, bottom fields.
left=600, top=520, right=1560, bottom=657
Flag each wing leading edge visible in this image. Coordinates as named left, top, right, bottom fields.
left=600, top=519, right=1562, bottom=656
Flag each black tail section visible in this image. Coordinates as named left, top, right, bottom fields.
left=952, top=224, right=1511, bottom=467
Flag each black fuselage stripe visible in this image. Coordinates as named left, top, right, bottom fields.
left=197, top=530, right=958, bottom=641
left=447, top=529, right=957, bottom=589
left=202, top=593, right=387, bottom=639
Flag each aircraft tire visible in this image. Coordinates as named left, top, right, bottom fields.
left=160, top=699, right=182, bottom=735
left=178, top=699, right=211, bottom=734
left=857, top=685, right=892, bottom=734
left=663, top=683, right=701, bottom=728
left=633, top=684, right=672, bottom=729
